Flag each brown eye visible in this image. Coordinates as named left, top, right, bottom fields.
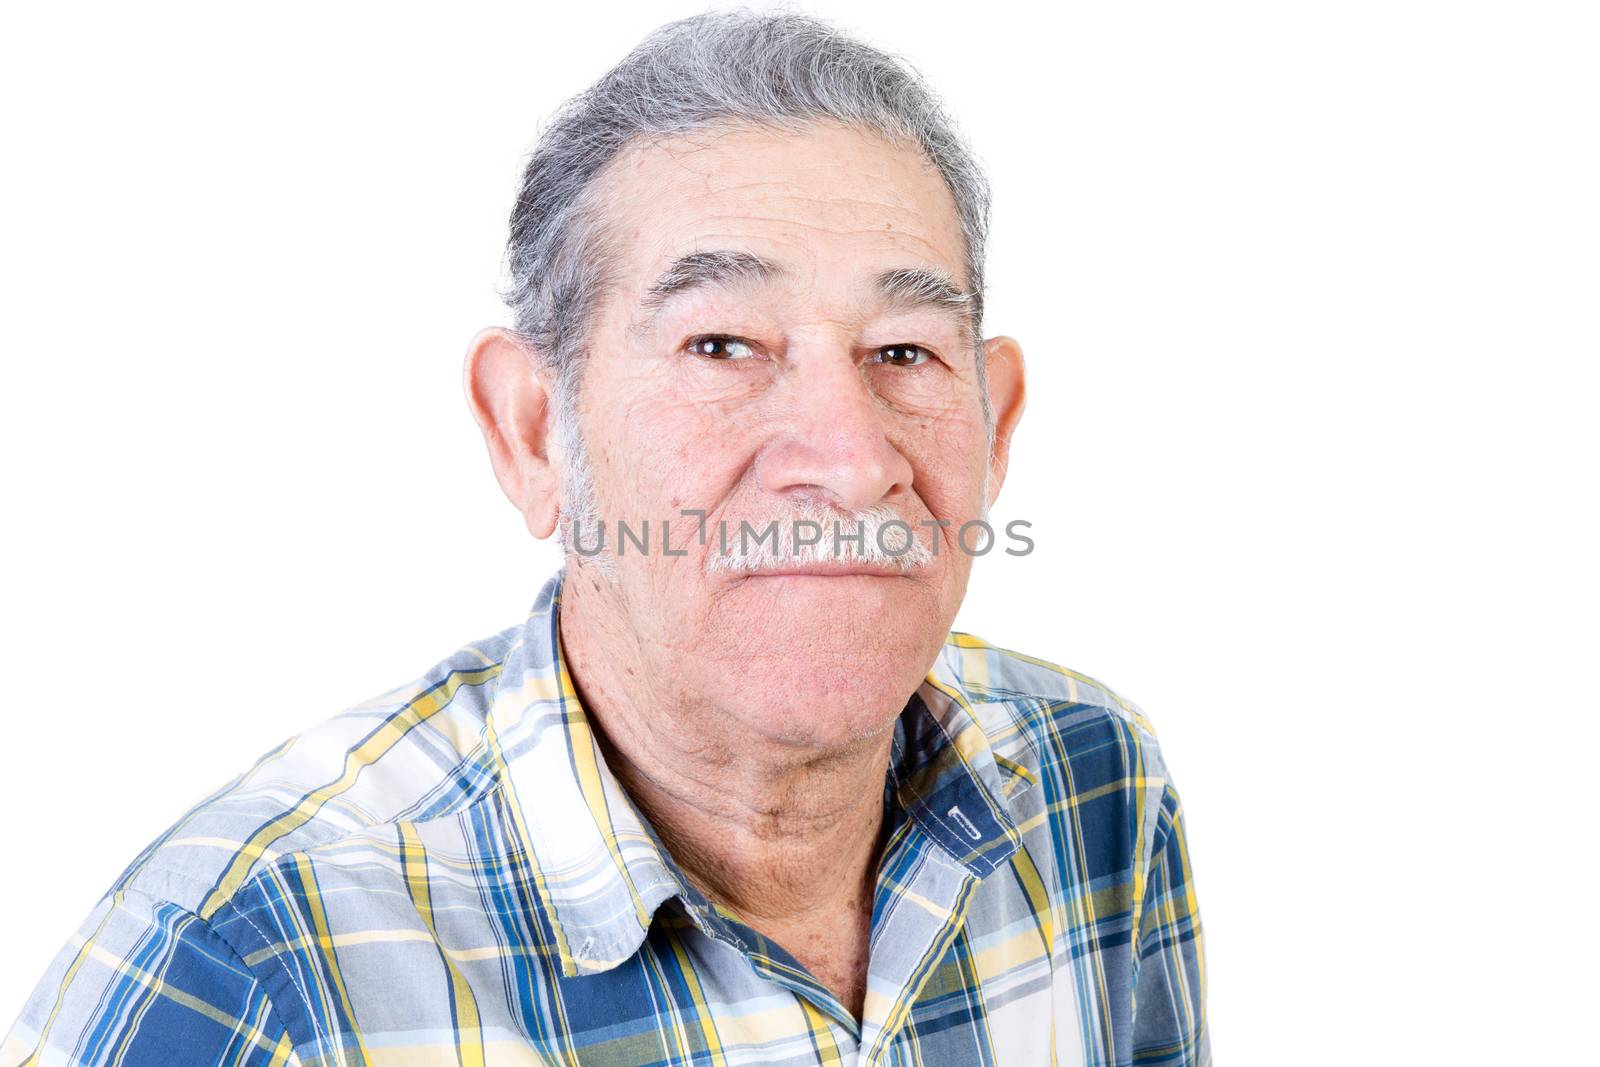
left=687, top=335, right=756, bottom=360
left=876, top=344, right=930, bottom=367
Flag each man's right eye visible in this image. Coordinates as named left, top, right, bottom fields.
left=686, top=335, right=758, bottom=360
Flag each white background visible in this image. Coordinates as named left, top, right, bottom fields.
left=2, top=1, right=1595, bottom=1061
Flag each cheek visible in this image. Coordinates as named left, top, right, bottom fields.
left=896, top=407, right=991, bottom=501
left=864, top=364, right=963, bottom=411
left=674, top=358, right=777, bottom=410
left=599, top=391, right=752, bottom=511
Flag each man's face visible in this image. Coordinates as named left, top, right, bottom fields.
left=566, top=118, right=1008, bottom=747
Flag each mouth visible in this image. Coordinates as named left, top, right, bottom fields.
left=739, top=562, right=909, bottom=578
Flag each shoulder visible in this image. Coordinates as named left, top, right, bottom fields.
left=1, top=880, right=303, bottom=1066
left=929, top=629, right=1189, bottom=911
left=102, top=618, right=527, bottom=923
left=24, top=619, right=536, bottom=1055
left=929, top=629, right=1175, bottom=791
left=927, top=630, right=1185, bottom=878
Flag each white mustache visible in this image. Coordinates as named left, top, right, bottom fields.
left=704, top=502, right=933, bottom=574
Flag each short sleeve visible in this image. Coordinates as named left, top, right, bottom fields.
left=1131, top=781, right=1210, bottom=1065
left=2, top=887, right=301, bottom=1067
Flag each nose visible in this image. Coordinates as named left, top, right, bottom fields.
left=755, top=345, right=914, bottom=512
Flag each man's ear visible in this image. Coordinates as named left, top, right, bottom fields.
left=463, top=327, right=563, bottom=539
left=981, top=335, right=1027, bottom=511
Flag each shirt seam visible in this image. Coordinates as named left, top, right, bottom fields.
left=104, top=883, right=309, bottom=1056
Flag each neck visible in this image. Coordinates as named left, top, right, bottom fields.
left=556, top=562, right=895, bottom=928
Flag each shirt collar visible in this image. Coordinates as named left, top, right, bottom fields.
left=483, top=565, right=1028, bottom=978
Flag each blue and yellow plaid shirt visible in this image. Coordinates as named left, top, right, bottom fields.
left=4, top=567, right=1208, bottom=1066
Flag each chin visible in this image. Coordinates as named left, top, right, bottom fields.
left=741, top=692, right=906, bottom=748
left=686, top=569, right=957, bottom=741
left=702, top=637, right=940, bottom=747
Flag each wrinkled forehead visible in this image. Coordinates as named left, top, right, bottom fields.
left=590, top=119, right=971, bottom=325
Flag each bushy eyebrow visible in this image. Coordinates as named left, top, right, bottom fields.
left=629, top=248, right=977, bottom=345
left=874, top=265, right=977, bottom=343
left=637, top=249, right=784, bottom=321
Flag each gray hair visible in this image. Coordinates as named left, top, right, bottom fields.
left=498, top=8, right=996, bottom=560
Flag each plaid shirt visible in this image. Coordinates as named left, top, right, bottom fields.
left=4, top=566, right=1208, bottom=1066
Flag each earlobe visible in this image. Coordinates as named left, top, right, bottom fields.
left=981, top=335, right=1027, bottom=509
left=463, top=327, right=563, bottom=540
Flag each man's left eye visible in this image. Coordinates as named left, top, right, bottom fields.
left=875, top=344, right=931, bottom=367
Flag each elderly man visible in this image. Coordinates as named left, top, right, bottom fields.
left=4, top=11, right=1207, bottom=1067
